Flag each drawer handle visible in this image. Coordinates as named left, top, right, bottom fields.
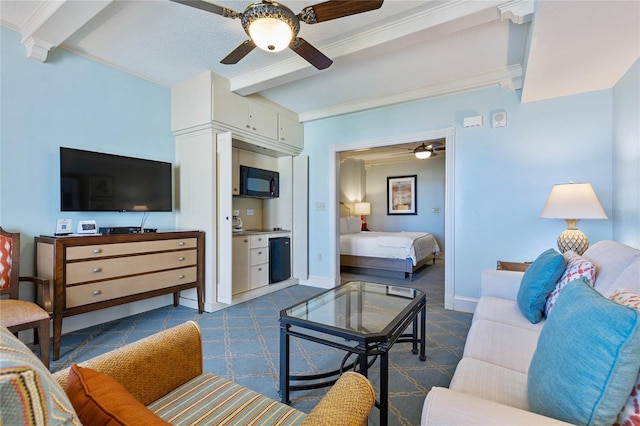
left=258, top=251, right=262, bottom=255
left=93, top=249, right=102, bottom=254
left=258, top=268, right=262, bottom=271
left=178, top=274, right=185, bottom=279
left=93, top=268, right=102, bottom=273
left=258, top=238, right=262, bottom=241
left=178, top=256, right=185, bottom=261
left=178, top=241, right=185, bottom=246
left=244, top=239, right=248, bottom=243
left=92, top=290, right=101, bottom=296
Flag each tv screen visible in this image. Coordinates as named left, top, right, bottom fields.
left=60, top=147, right=172, bottom=212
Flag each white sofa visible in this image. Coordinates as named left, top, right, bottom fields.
left=422, top=240, right=640, bottom=425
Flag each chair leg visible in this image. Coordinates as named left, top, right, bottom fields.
left=37, top=320, right=50, bottom=369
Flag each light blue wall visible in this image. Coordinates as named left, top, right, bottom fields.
left=304, top=85, right=614, bottom=299
left=1, top=27, right=174, bottom=271
left=364, top=157, right=446, bottom=251
left=612, top=58, right=640, bottom=248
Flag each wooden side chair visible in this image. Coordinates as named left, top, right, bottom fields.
left=0, top=227, right=52, bottom=368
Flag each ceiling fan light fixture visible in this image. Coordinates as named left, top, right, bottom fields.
left=242, top=1, right=300, bottom=53
left=248, top=17, right=293, bottom=51
left=413, top=143, right=432, bottom=159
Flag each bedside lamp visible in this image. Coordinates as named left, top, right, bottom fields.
left=354, top=202, right=371, bottom=231
left=540, top=182, right=607, bottom=255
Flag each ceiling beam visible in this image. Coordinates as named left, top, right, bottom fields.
left=230, top=0, right=506, bottom=96
left=299, top=64, right=523, bottom=122
left=20, top=0, right=113, bottom=62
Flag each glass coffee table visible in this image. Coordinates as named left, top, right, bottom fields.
left=279, top=281, right=426, bottom=426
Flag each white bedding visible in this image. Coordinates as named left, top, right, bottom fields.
left=340, top=231, right=440, bottom=266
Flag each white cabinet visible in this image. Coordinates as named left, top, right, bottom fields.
left=232, top=236, right=250, bottom=295
left=248, top=102, right=278, bottom=140
left=249, top=235, right=269, bottom=289
left=213, top=88, right=278, bottom=140
left=232, top=234, right=270, bottom=294
left=278, top=114, right=304, bottom=150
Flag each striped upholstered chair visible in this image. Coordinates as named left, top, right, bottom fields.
left=0, top=227, right=52, bottom=368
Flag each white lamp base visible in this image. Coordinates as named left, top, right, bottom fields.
left=557, top=223, right=589, bottom=255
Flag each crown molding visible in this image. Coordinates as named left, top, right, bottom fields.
left=19, top=0, right=112, bottom=62
left=299, top=65, right=523, bottom=122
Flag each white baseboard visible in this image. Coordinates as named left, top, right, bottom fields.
left=300, top=275, right=337, bottom=289
left=453, top=296, right=478, bottom=314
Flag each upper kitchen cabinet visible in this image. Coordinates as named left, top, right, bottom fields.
left=278, top=114, right=303, bottom=150
left=171, top=71, right=302, bottom=156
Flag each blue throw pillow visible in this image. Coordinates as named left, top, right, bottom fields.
left=528, top=279, right=640, bottom=425
left=517, top=248, right=566, bottom=323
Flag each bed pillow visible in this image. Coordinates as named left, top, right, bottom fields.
left=528, top=279, right=640, bottom=425
left=609, top=289, right=640, bottom=426
left=346, top=217, right=361, bottom=234
left=66, top=364, right=170, bottom=425
left=339, top=218, right=348, bottom=234
left=544, top=250, right=596, bottom=317
left=517, top=248, right=566, bottom=323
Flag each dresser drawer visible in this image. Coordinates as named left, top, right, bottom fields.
left=66, top=238, right=198, bottom=260
left=250, top=264, right=269, bottom=288
left=66, top=249, right=197, bottom=284
left=250, top=247, right=268, bottom=266
left=250, top=235, right=268, bottom=248
left=66, top=267, right=197, bottom=308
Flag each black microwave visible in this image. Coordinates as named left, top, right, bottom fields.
left=239, top=166, right=279, bottom=198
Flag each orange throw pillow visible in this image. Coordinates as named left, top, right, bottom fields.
left=66, top=364, right=170, bottom=426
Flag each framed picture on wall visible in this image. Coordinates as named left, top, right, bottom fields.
left=387, top=175, right=417, bottom=215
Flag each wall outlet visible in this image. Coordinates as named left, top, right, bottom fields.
left=432, top=207, right=440, bottom=213
left=246, top=209, right=254, bottom=216
left=316, top=202, right=325, bottom=211
left=233, top=210, right=239, bottom=216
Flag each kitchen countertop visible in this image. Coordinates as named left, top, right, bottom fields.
left=232, top=229, right=291, bottom=236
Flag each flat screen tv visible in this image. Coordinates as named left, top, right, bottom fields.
left=60, top=147, right=172, bottom=212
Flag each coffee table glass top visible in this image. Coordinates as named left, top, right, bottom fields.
left=282, top=281, right=423, bottom=335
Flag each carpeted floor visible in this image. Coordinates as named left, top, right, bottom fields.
left=47, top=259, right=472, bottom=426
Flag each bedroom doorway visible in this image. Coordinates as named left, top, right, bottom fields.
left=328, top=128, right=455, bottom=310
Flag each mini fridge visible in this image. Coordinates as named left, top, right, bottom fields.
left=269, top=237, right=291, bottom=284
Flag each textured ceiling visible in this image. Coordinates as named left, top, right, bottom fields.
left=1, top=0, right=638, bottom=123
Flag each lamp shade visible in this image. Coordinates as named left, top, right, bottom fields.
left=354, top=202, right=371, bottom=216
left=540, top=183, right=607, bottom=220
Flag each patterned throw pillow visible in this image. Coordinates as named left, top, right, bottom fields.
left=544, top=250, right=596, bottom=317
left=610, top=289, right=640, bottom=426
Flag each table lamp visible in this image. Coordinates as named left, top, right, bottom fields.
left=354, top=202, right=371, bottom=231
left=540, top=182, right=607, bottom=255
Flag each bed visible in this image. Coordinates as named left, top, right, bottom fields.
left=339, top=215, right=440, bottom=281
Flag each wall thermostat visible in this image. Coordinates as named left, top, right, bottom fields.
left=77, top=220, right=98, bottom=234
left=492, top=111, right=507, bottom=128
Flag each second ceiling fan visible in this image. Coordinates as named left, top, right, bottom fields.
left=170, top=0, right=384, bottom=70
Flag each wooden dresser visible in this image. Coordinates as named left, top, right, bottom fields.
left=35, top=231, right=204, bottom=360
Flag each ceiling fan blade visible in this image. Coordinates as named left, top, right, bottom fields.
left=290, top=38, right=332, bottom=70
left=298, top=1, right=383, bottom=24
left=169, top=0, right=241, bottom=19
left=220, top=40, right=256, bottom=64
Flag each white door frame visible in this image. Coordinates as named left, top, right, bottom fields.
left=328, top=127, right=455, bottom=310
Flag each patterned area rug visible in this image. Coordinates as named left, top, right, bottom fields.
left=48, top=259, right=471, bottom=425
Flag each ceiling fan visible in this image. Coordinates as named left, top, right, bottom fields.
left=394, top=141, right=445, bottom=159
left=169, top=0, right=384, bottom=70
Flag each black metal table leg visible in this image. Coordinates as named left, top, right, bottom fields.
left=279, top=323, right=291, bottom=404
left=380, top=351, right=389, bottom=426
left=419, top=303, right=426, bottom=361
